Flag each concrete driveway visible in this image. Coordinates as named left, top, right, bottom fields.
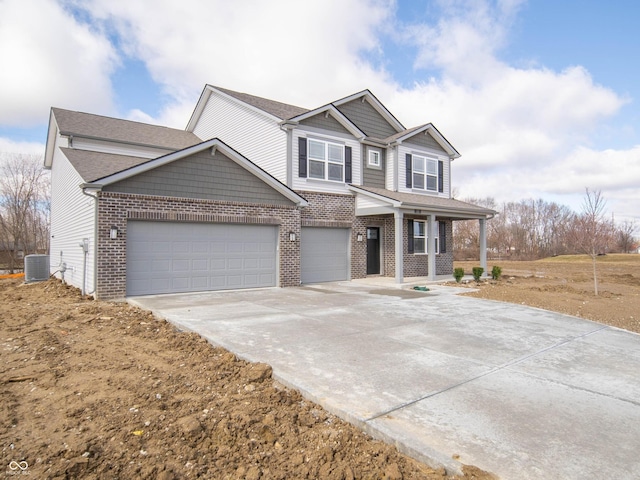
left=130, top=281, right=640, bottom=480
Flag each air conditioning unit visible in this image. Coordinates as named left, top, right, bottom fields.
left=24, top=254, right=50, bottom=283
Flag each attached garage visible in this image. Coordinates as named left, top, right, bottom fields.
left=127, top=221, right=278, bottom=296
left=300, top=227, right=350, bottom=283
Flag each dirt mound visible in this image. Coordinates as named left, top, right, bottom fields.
left=455, top=258, right=640, bottom=333
left=1, top=278, right=493, bottom=479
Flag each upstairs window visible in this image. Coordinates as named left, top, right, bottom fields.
left=406, top=153, right=444, bottom=193
left=299, top=137, right=352, bottom=183
left=368, top=149, right=381, bottom=169
left=308, top=139, right=344, bottom=182
left=412, top=154, right=438, bottom=191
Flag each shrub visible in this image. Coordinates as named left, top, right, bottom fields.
left=472, top=267, right=484, bottom=282
left=453, top=267, right=465, bottom=283
left=491, top=265, right=502, bottom=280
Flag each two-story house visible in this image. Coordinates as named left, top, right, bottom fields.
left=45, top=86, right=494, bottom=299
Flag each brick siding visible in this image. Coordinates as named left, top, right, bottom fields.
left=95, top=191, right=301, bottom=300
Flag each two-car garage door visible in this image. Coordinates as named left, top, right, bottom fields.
left=127, top=221, right=277, bottom=296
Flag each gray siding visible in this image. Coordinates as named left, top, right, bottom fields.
left=363, top=148, right=385, bottom=189
left=104, top=150, right=294, bottom=206
left=403, top=131, right=447, bottom=153
left=336, top=99, right=397, bottom=138
left=299, top=114, right=351, bottom=134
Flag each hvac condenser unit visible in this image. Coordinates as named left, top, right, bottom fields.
left=24, top=254, right=50, bottom=283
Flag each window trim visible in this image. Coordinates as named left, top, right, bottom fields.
left=367, top=148, right=382, bottom=169
left=410, top=152, right=439, bottom=192
left=413, top=220, right=439, bottom=254
left=307, top=138, right=345, bottom=183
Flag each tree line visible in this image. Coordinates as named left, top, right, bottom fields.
left=0, top=153, right=50, bottom=272
left=454, top=192, right=637, bottom=261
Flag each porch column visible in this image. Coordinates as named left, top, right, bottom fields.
left=394, top=210, right=404, bottom=284
left=427, top=215, right=436, bottom=281
left=479, top=218, right=487, bottom=276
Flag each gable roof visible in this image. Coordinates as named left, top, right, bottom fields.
left=331, top=89, right=405, bottom=133
left=80, top=138, right=308, bottom=207
left=383, top=123, right=461, bottom=159
left=282, top=104, right=366, bottom=139
left=52, top=108, right=201, bottom=149
left=214, top=86, right=309, bottom=119
left=60, top=148, right=150, bottom=183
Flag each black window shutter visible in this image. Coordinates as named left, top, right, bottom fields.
left=344, top=146, right=352, bottom=183
left=438, top=160, right=444, bottom=193
left=298, top=137, right=307, bottom=178
left=439, top=221, right=447, bottom=253
left=406, top=154, right=412, bottom=188
left=407, top=219, right=414, bottom=254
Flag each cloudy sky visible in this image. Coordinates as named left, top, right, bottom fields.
left=0, top=0, right=638, bottom=225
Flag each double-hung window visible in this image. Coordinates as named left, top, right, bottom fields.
left=413, top=220, right=439, bottom=254
left=308, top=139, right=344, bottom=182
left=412, top=153, right=438, bottom=191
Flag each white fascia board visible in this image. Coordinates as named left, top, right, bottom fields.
left=210, top=86, right=283, bottom=123
left=395, top=124, right=461, bottom=159
left=332, top=90, right=405, bottom=132
left=185, top=85, right=213, bottom=132
left=44, top=110, right=58, bottom=168
left=286, top=106, right=365, bottom=139
left=89, top=138, right=309, bottom=207
left=348, top=185, right=402, bottom=208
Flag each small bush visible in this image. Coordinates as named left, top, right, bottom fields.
left=491, top=265, right=502, bottom=280
left=453, top=267, right=465, bottom=283
left=472, top=267, right=484, bottom=282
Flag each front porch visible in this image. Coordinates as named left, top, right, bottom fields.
left=350, top=185, right=496, bottom=284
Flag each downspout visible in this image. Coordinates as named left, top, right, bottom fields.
left=81, top=185, right=99, bottom=296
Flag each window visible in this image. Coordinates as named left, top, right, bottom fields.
left=413, top=220, right=439, bottom=254
left=368, top=149, right=381, bottom=168
left=308, top=139, right=344, bottom=182
left=411, top=153, right=438, bottom=191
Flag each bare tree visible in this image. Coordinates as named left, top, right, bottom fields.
left=615, top=219, right=637, bottom=253
left=568, top=189, right=615, bottom=295
left=0, top=153, right=50, bottom=272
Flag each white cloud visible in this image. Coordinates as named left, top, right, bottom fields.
left=1, top=0, right=636, bottom=223
left=0, top=0, right=119, bottom=127
left=0, top=138, right=45, bottom=156
left=70, top=0, right=397, bottom=127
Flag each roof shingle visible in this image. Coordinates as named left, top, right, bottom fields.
left=52, top=108, right=201, bottom=150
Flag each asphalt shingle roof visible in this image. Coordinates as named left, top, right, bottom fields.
left=354, top=186, right=496, bottom=215
left=52, top=108, right=201, bottom=150
left=60, top=148, right=153, bottom=183
left=213, top=86, right=309, bottom=120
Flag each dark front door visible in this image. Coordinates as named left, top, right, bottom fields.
left=366, top=227, right=380, bottom=275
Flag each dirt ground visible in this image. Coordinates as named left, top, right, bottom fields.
left=453, top=254, right=640, bottom=334
left=1, top=278, right=494, bottom=480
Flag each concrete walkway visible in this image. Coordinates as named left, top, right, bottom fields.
left=130, top=282, right=640, bottom=480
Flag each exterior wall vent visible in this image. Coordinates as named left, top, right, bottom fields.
left=24, top=254, right=50, bottom=283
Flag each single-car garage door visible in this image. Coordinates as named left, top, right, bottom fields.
left=127, top=221, right=278, bottom=296
left=301, top=227, right=349, bottom=283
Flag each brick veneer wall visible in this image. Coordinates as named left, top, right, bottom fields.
left=96, top=191, right=301, bottom=300
left=296, top=191, right=362, bottom=279
left=403, top=217, right=453, bottom=277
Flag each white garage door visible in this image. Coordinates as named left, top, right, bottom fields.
left=301, top=227, right=349, bottom=283
left=127, top=221, right=278, bottom=296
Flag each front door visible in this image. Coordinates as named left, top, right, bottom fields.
left=366, top=227, right=380, bottom=275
